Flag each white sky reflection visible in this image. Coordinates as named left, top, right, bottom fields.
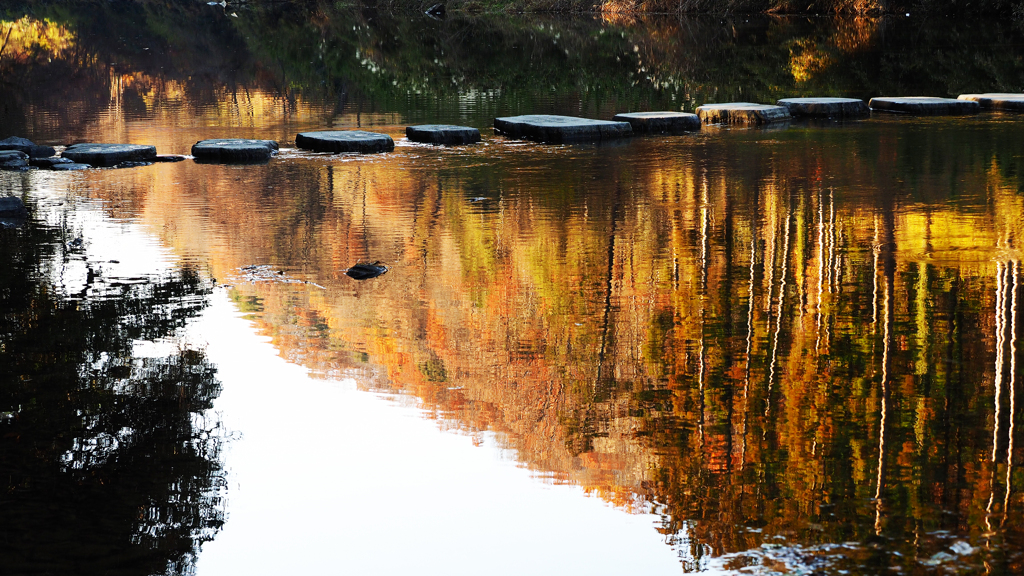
left=190, top=291, right=684, bottom=576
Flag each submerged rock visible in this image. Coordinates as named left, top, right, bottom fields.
left=29, top=156, right=74, bottom=168
left=62, top=143, right=158, bottom=166
left=50, top=163, right=92, bottom=171
left=0, top=196, right=29, bottom=218
left=191, top=139, right=279, bottom=163
left=493, top=115, right=632, bottom=143
left=869, top=97, right=980, bottom=115
left=296, top=131, right=395, bottom=154
left=0, top=150, right=29, bottom=170
left=612, top=112, right=701, bottom=134
left=154, top=154, right=188, bottom=162
left=696, top=103, right=792, bottom=125
left=345, top=262, right=389, bottom=280
left=406, top=125, right=481, bottom=145
left=957, top=93, right=1024, bottom=111
left=776, top=97, right=869, bottom=118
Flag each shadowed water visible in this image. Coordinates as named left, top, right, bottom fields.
left=2, top=2, right=1024, bottom=574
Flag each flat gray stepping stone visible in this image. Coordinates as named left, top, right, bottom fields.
left=406, top=125, right=481, bottom=145
left=50, top=163, right=92, bottom=171
left=776, top=97, right=869, bottom=118
left=696, top=103, right=791, bottom=125
left=612, top=112, right=701, bottom=134
left=957, top=93, right=1024, bottom=111
left=295, top=131, right=394, bottom=154
left=868, top=97, right=979, bottom=115
left=0, top=150, right=29, bottom=170
left=494, top=115, right=632, bottom=143
left=62, top=143, right=157, bottom=166
left=191, top=139, right=279, bottom=163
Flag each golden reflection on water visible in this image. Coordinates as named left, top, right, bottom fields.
left=54, top=109, right=1024, bottom=570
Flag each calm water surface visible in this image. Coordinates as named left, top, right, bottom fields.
left=2, top=2, right=1024, bottom=574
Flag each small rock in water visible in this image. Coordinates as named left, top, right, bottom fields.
left=0, top=150, right=29, bottom=170
left=345, top=261, right=389, bottom=280
left=949, top=541, right=975, bottom=555
left=50, top=163, right=92, bottom=171
left=30, top=156, right=74, bottom=168
left=154, top=154, right=188, bottom=162
left=0, top=196, right=29, bottom=218
left=114, top=160, right=154, bottom=169
left=0, top=136, right=56, bottom=158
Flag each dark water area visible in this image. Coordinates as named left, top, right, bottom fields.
left=2, top=1, right=1024, bottom=575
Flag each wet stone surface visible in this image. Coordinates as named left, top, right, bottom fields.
left=494, top=115, right=632, bottom=143
left=62, top=143, right=157, bottom=166
left=406, top=125, right=481, bottom=145
left=776, top=97, right=870, bottom=118
left=0, top=136, right=55, bottom=159
left=0, top=196, right=29, bottom=218
left=869, top=97, right=980, bottom=115
left=612, top=112, right=701, bottom=134
left=191, top=139, right=279, bottom=163
left=295, top=131, right=395, bottom=154
left=50, top=163, right=92, bottom=171
left=29, top=157, right=74, bottom=168
left=345, top=262, right=389, bottom=280
left=958, top=93, right=1024, bottom=111
left=0, top=150, right=29, bottom=170
left=696, top=103, right=792, bottom=125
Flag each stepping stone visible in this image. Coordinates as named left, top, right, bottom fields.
left=493, top=115, right=632, bottom=143
left=62, top=143, right=157, bottom=166
left=868, top=97, right=979, bottom=115
left=295, top=130, right=395, bottom=154
left=957, top=93, right=1024, bottom=111
left=0, top=136, right=55, bottom=158
left=0, top=150, right=29, bottom=170
left=50, top=163, right=92, bottom=171
left=612, top=112, right=701, bottom=134
left=406, top=125, right=481, bottom=145
left=776, top=97, right=869, bottom=118
left=191, top=139, right=279, bottom=163
left=696, top=103, right=791, bottom=125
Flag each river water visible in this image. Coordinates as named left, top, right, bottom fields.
left=2, top=2, right=1024, bottom=575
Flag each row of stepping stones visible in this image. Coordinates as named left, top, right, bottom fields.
left=0, top=137, right=187, bottom=172
left=2, top=94, right=1020, bottom=170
